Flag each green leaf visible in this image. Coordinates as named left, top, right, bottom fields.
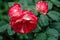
left=0, top=15, right=9, bottom=22
left=26, top=0, right=34, bottom=5
left=17, top=33, right=28, bottom=39
left=33, top=24, right=41, bottom=32
left=38, top=14, right=49, bottom=27
left=27, top=6, right=38, bottom=16
left=0, top=10, right=4, bottom=14
left=7, top=24, right=15, bottom=35
left=0, top=24, right=9, bottom=32
left=47, top=37, right=58, bottom=40
left=27, top=33, right=34, bottom=40
left=51, top=0, right=60, bottom=7
left=23, top=34, right=28, bottom=39
left=0, top=21, right=7, bottom=26
left=48, top=11, right=60, bottom=21
left=50, top=22, right=60, bottom=32
left=46, top=28, right=59, bottom=38
left=19, top=0, right=28, bottom=9
left=8, top=2, right=14, bottom=7
left=4, top=2, right=9, bottom=10
left=34, top=0, right=39, bottom=3
left=0, top=36, right=3, bottom=40
left=48, top=1, right=53, bottom=10
left=35, top=33, right=47, bottom=40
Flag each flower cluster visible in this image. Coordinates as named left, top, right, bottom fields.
left=8, top=3, right=38, bottom=34
left=8, top=1, right=48, bottom=34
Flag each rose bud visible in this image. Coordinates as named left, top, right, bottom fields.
left=36, top=1, right=48, bottom=15
left=8, top=3, right=21, bottom=18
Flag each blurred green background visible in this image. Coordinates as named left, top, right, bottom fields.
left=0, top=0, right=60, bottom=40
